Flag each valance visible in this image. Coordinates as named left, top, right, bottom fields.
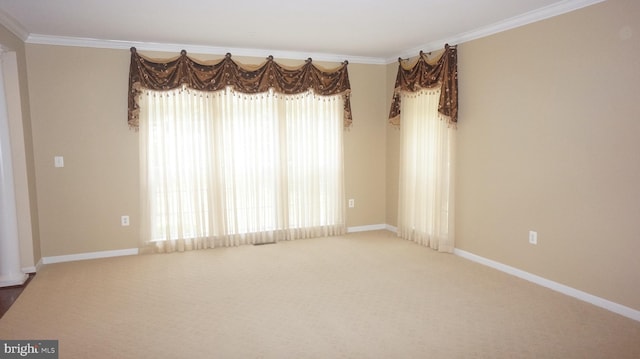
left=388, top=44, right=458, bottom=126
left=128, top=47, right=352, bottom=129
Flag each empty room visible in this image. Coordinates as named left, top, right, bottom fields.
left=0, top=0, right=639, bottom=357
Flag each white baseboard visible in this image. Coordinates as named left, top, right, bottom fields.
left=21, top=266, right=36, bottom=274
left=31, top=226, right=639, bottom=323
left=454, top=248, right=640, bottom=322
left=0, top=273, right=29, bottom=287
left=22, top=258, right=44, bottom=273
left=35, top=225, right=389, bottom=266
left=41, top=248, right=139, bottom=265
left=347, top=224, right=388, bottom=233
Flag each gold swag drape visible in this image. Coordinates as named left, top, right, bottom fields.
left=388, top=44, right=458, bottom=126
left=128, top=47, right=353, bottom=129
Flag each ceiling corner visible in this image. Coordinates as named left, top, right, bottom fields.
left=0, top=9, right=29, bottom=41
left=390, top=0, right=606, bottom=64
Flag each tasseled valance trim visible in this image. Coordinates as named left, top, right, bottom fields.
left=389, top=44, right=458, bottom=126
left=128, top=48, right=353, bottom=129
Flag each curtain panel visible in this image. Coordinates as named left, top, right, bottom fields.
left=397, top=88, right=455, bottom=252
left=388, top=44, right=458, bottom=126
left=138, top=87, right=346, bottom=252
left=128, top=48, right=352, bottom=129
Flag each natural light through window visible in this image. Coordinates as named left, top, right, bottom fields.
left=139, top=86, right=345, bottom=249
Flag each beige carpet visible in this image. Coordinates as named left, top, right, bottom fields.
left=1, top=230, right=639, bottom=358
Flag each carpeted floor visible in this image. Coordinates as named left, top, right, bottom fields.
left=1, top=230, right=639, bottom=358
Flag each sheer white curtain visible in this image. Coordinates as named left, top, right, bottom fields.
left=139, top=86, right=345, bottom=252
left=397, top=87, right=455, bottom=252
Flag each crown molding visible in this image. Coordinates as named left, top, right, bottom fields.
left=0, top=9, right=29, bottom=41
left=387, top=0, right=606, bottom=63
left=25, top=34, right=387, bottom=65
left=3, top=0, right=604, bottom=65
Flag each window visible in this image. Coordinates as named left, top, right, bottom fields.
left=396, top=87, right=455, bottom=252
left=139, top=87, right=345, bottom=251
left=389, top=46, right=458, bottom=252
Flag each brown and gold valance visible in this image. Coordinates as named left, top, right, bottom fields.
left=389, top=44, right=458, bottom=126
left=128, top=47, right=352, bottom=128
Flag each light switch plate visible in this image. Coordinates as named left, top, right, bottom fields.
left=54, top=156, right=64, bottom=168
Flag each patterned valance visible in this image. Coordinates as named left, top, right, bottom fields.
left=389, top=44, right=458, bottom=126
left=128, top=47, right=352, bottom=129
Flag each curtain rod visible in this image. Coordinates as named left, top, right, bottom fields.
left=397, top=44, right=457, bottom=62
left=130, top=47, right=348, bottom=65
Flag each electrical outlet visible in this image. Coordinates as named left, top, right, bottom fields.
left=528, top=230, right=537, bottom=245
left=121, top=216, right=130, bottom=226
left=348, top=199, right=355, bottom=208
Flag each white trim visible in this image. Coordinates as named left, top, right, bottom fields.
left=41, top=248, right=139, bottom=265
left=0, top=0, right=600, bottom=65
left=0, top=274, right=28, bottom=287
left=454, top=248, right=640, bottom=322
left=24, top=34, right=386, bottom=65
left=347, top=224, right=388, bottom=233
left=384, top=224, right=398, bottom=233
left=0, top=10, right=29, bottom=41
left=21, top=266, right=36, bottom=274
left=20, top=225, right=640, bottom=322
left=388, top=0, right=605, bottom=63
left=35, top=258, right=44, bottom=272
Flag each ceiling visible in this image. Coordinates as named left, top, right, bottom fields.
left=0, top=0, right=602, bottom=64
